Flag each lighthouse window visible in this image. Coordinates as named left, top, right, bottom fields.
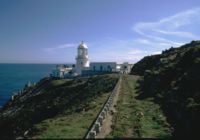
left=79, top=49, right=83, bottom=55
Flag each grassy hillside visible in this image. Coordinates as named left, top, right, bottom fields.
left=108, top=75, right=172, bottom=138
left=131, top=40, right=200, bottom=138
left=0, top=74, right=119, bottom=139
left=30, top=87, right=111, bottom=139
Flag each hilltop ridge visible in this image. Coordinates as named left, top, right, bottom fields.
left=131, top=40, right=200, bottom=138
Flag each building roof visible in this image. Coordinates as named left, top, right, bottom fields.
left=90, top=62, right=117, bottom=64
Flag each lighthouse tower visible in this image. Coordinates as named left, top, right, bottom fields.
left=75, top=41, right=90, bottom=75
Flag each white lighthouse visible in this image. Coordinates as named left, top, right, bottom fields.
left=75, top=41, right=90, bottom=75
left=51, top=41, right=134, bottom=78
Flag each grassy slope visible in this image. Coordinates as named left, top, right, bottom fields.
left=30, top=90, right=110, bottom=138
left=0, top=74, right=119, bottom=139
left=130, top=40, right=200, bottom=137
left=108, top=75, right=172, bottom=138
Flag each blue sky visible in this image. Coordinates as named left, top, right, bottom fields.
left=0, top=0, right=200, bottom=64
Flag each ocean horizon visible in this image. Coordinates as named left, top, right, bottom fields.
left=0, top=64, right=58, bottom=106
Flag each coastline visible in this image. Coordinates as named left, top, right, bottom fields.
left=0, top=64, right=57, bottom=106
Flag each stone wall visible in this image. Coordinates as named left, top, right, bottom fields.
left=84, top=75, right=121, bottom=139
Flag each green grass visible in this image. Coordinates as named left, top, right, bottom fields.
left=50, top=79, right=72, bottom=86
left=108, top=75, right=172, bottom=138
left=30, top=91, right=110, bottom=139
left=0, top=74, right=118, bottom=139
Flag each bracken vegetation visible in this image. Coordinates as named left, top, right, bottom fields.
left=131, top=40, right=200, bottom=138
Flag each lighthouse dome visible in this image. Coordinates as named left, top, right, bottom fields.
left=78, top=41, right=88, bottom=49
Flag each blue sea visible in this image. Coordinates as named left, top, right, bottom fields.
left=0, top=64, right=56, bottom=106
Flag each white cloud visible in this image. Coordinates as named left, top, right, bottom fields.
left=42, top=39, right=162, bottom=63
left=133, top=7, right=200, bottom=32
left=57, top=43, right=76, bottom=49
left=153, top=29, right=199, bottom=39
left=128, top=49, right=148, bottom=55
left=151, top=51, right=161, bottom=55
left=41, top=8, right=200, bottom=64
left=89, top=39, right=161, bottom=63
left=136, top=39, right=152, bottom=45
left=44, top=43, right=77, bottom=52
left=90, top=51, right=145, bottom=63
left=132, top=7, right=200, bottom=48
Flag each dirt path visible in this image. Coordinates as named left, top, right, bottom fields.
left=107, top=75, right=172, bottom=138
left=95, top=76, right=122, bottom=138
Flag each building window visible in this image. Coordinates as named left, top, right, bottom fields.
left=100, top=65, right=103, bottom=71
left=93, top=66, right=96, bottom=71
left=107, top=65, right=111, bottom=72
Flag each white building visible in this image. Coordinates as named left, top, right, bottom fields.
left=51, top=41, right=133, bottom=78
left=75, top=41, right=90, bottom=75
left=90, top=62, right=117, bottom=72
left=51, top=65, right=73, bottom=78
left=118, top=62, right=134, bottom=74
